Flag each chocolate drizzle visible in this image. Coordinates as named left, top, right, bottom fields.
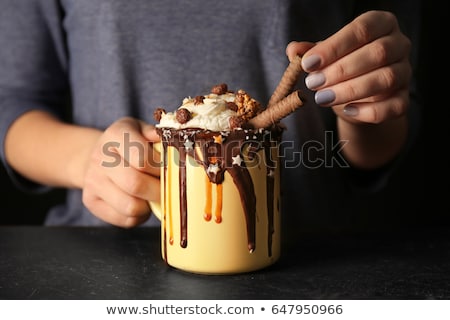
left=264, top=147, right=276, bottom=257
left=178, top=147, right=188, bottom=248
left=158, top=126, right=282, bottom=258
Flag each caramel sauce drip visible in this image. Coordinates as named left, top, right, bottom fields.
left=204, top=175, right=212, bottom=221
left=214, top=183, right=223, bottom=223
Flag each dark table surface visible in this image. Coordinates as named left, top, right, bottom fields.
left=1, top=225, right=449, bottom=300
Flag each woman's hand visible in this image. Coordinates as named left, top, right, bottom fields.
left=286, top=10, right=412, bottom=168
left=82, top=117, right=161, bottom=228
left=287, top=10, right=411, bottom=123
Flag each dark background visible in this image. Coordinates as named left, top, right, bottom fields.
left=0, top=167, right=66, bottom=225
left=0, top=3, right=440, bottom=227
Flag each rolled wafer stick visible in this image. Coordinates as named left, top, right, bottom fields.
left=267, top=55, right=303, bottom=108
left=247, top=90, right=303, bottom=129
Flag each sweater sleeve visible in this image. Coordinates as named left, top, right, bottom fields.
left=0, top=0, right=70, bottom=192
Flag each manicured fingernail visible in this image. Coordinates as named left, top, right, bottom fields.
left=343, top=105, right=359, bottom=116
left=315, top=89, right=335, bottom=105
left=305, top=72, right=325, bottom=89
left=302, top=55, right=321, bottom=72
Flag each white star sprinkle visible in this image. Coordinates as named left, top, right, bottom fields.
left=207, top=163, right=220, bottom=175
left=184, top=139, right=194, bottom=151
left=232, top=154, right=243, bottom=166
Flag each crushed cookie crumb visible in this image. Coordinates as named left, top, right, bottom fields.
left=235, top=89, right=261, bottom=121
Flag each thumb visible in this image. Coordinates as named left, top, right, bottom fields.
left=140, top=122, right=160, bottom=142
left=286, top=41, right=316, bottom=62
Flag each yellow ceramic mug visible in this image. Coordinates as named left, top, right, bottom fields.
left=149, top=127, right=282, bottom=274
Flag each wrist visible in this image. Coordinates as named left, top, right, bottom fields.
left=64, top=126, right=103, bottom=189
left=337, top=115, right=408, bottom=170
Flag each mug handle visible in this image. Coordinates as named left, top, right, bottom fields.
left=149, top=141, right=162, bottom=221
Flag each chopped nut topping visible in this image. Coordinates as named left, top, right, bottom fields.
left=235, top=89, right=261, bottom=121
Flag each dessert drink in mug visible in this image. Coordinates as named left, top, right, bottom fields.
left=149, top=57, right=304, bottom=274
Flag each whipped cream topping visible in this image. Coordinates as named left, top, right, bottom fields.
left=156, top=93, right=238, bottom=131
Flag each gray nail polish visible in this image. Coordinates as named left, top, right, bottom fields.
left=315, top=89, right=335, bottom=105
left=343, top=105, right=359, bottom=116
left=305, top=73, right=325, bottom=89
left=301, top=55, right=321, bottom=72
